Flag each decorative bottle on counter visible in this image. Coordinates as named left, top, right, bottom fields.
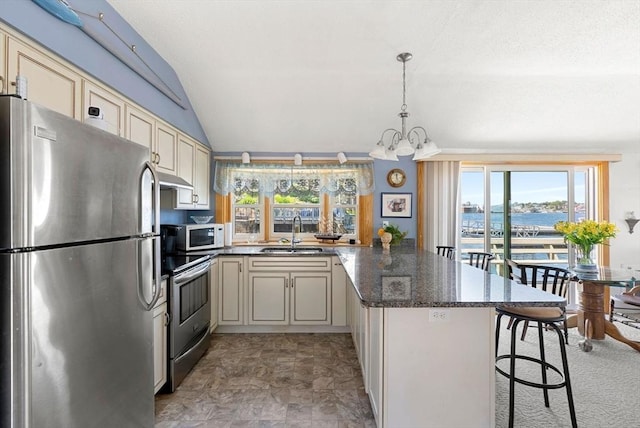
left=381, top=232, right=392, bottom=251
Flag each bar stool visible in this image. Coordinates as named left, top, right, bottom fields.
left=436, top=245, right=455, bottom=260
left=495, top=304, right=578, bottom=428
left=610, top=285, right=640, bottom=329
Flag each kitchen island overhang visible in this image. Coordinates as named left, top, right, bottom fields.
left=334, top=246, right=566, bottom=428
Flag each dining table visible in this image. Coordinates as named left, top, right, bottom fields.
left=567, top=267, right=640, bottom=352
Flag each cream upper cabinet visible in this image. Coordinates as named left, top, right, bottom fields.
left=174, top=136, right=211, bottom=210
left=7, top=37, right=81, bottom=118
left=82, top=81, right=125, bottom=136
left=155, top=121, right=178, bottom=175
left=176, top=135, right=196, bottom=206
left=125, top=104, right=155, bottom=155
left=2, top=24, right=209, bottom=185
left=193, top=144, right=210, bottom=209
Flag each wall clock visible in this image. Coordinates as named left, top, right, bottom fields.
left=387, top=168, right=406, bottom=187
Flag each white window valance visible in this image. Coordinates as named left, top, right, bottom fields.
left=213, top=161, right=375, bottom=196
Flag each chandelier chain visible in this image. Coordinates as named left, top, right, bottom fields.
left=401, top=59, right=407, bottom=112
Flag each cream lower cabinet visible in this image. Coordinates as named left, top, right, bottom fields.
left=331, top=256, right=347, bottom=326
left=7, top=36, right=81, bottom=118
left=248, top=271, right=331, bottom=325
left=218, top=257, right=244, bottom=325
left=290, top=272, right=331, bottom=324
left=348, top=283, right=368, bottom=389
left=248, top=272, right=289, bottom=325
left=210, top=258, right=219, bottom=332
left=153, top=279, right=168, bottom=394
left=368, top=308, right=383, bottom=424
left=247, top=256, right=332, bottom=326
left=361, top=307, right=496, bottom=428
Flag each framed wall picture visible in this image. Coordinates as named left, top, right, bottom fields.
left=381, top=192, right=412, bottom=218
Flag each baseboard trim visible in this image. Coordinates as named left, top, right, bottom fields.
left=213, top=325, right=351, bottom=334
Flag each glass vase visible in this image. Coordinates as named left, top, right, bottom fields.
left=575, top=244, right=598, bottom=272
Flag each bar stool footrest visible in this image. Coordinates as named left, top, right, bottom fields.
left=496, top=354, right=567, bottom=391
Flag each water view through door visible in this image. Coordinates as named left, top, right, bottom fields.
left=459, top=168, right=588, bottom=275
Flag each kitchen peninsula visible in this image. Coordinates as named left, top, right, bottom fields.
left=188, top=245, right=565, bottom=427
left=334, top=246, right=566, bottom=428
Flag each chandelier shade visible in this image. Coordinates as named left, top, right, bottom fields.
left=369, top=52, right=440, bottom=161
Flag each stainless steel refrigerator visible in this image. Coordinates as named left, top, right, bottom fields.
left=0, top=96, right=161, bottom=427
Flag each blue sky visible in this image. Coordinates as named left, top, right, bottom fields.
left=461, top=171, right=586, bottom=206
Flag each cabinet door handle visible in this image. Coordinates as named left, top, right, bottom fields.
left=0, top=76, right=4, bottom=94
left=194, top=194, right=199, bottom=203
left=238, top=263, right=242, bottom=273
left=164, top=312, right=171, bottom=326
left=285, top=278, right=288, bottom=288
left=155, top=152, right=161, bottom=164
left=291, top=278, right=295, bottom=288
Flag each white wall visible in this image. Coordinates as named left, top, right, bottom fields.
left=609, top=150, right=640, bottom=269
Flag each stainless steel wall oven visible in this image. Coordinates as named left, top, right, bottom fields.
left=162, top=255, right=211, bottom=392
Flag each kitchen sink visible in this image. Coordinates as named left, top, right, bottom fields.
left=260, top=247, right=324, bottom=254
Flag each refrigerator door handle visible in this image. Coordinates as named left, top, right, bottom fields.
left=137, top=237, right=162, bottom=311
left=140, top=161, right=160, bottom=236
left=138, top=162, right=162, bottom=311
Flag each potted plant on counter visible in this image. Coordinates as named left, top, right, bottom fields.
left=377, top=223, right=408, bottom=250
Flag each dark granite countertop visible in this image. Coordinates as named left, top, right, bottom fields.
left=333, top=246, right=566, bottom=309
left=176, top=245, right=565, bottom=309
left=179, top=245, right=338, bottom=257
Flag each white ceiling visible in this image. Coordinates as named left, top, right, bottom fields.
left=107, top=0, right=640, bottom=155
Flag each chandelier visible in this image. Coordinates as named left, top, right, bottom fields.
left=369, top=52, right=441, bottom=161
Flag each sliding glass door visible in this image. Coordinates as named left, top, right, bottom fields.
left=459, top=166, right=593, bottom=275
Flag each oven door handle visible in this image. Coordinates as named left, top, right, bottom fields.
left=174, top=260, right=212, bottom=287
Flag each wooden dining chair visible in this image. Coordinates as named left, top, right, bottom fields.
left=609, top=285, right=640, bottom=329
left=436, top=245, right=455, bottom=260
left=468, top=252, right=494, bottom=272
left=505, top=260, right=575, bottom=343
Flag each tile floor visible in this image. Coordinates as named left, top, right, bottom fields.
left=155, top=333, right=376, bottom=428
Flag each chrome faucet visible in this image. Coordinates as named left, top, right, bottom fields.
left=291, top=215, right=302, bottom=249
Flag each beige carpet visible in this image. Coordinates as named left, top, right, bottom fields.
left=495, top=321, right=640, bottom=428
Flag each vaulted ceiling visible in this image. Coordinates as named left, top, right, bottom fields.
left=108, top=0, right=639, bottom=155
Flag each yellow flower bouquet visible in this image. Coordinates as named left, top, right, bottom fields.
left=554, top=219, right=617, bottom=265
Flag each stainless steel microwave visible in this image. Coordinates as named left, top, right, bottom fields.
left=176, top=224, right=225, bottom=251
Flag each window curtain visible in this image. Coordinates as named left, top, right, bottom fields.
left=422, top=161, right=461, bottom=255
left=213, top=161, right=375, bottom=196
